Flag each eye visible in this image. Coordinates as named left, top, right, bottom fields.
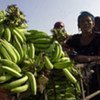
left=60, top=25, right=64, bottom=27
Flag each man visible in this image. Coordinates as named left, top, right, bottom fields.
left=51, top=21, right=69, bottom=51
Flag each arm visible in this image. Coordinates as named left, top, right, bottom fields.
left=74, top=55, right=100, bottom=63
left=74, top=46, right=100, bottom=63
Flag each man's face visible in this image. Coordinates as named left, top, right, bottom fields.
left=54, top=22, right=65, bottom=29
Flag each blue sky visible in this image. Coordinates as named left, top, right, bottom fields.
left=0, top=0, right=100, bottom=35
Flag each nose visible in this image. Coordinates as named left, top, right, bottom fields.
left=84, top=21, right=89, bottom=25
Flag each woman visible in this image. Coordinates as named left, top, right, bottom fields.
left=66, top=11, right=100, bottom=100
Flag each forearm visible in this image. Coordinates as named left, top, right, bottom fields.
left=74, top=55, right=100, bottom=63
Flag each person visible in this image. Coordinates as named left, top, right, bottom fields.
left=51, top=21, right=69, bottom=51
left=93, top=16, right=100, bottom=34
left=51, top=21, right=71, bottom=58
left=66, top=11, right=100, bottom=100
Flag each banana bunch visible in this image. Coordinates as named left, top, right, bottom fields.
left=0, top=72, right=37, bottom=94
left=1, top=75, right=28, bottom=89
left=3, top=26, right=12, bottom=42
left=0, top=60, right=37, bottom=94
left=0, top=5, right=81, bottom=99
left=25, top=43, right=35, bottom=60
left=0, top=59, right=21, bottom=73
left=63, top=68, right=77, bottom=84
left=0, top=61, right=37, bottom=94
left=0, top=10, right=6, bottom=23
left=52, top=54, right=78, bottom=84
left=12, top=35, right=25, bottom=61
left=54, top=57, right=73, bottom=69
left=46, top=72, right=80, bottom=100
left=44, top=55, right=54, bottom=70
left=0, top=10, right=7, bottom=38
left=26, top=30, right=50, bottom=40
left=51, top=41, right=64, bottom=63
left=11, top=27, right=26, bottom=43
left=0, top=74, right=13, bottom=83
left=26, top=71, right=37, bottom=95
left=19, top=42, right=35, bottom=69
left=52, top=52, right=79, bottom=76
left=0, top=60, right=22, bottom=78
left=0, top=74, right=29, bottom=93
left=33, top=38, right=51, bottom=49
left=0, top=5, right=27, bottom=43
left=0, top=59, right=24, bottom=92
left=5, top=4, right=27, bottom=26
left=19, top=44, right=35, bottom=72
left=51, top=28, right=69, bottom=44
left=46, top=40, right=56, bottom=53
left=26, top=30, right=53, bottom=52
left=0, top=24, right=27, bottom=43
left=0, top=25, right=12, bottom=42
left=31, top=37, right=52, bottom=52
left=0, top=39, right=21, bottom=63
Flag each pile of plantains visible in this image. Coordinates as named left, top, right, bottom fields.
left=0, top=4, right=81, bottom=100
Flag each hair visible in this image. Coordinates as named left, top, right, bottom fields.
left=78, top=11, right=95, bottom=28
left=54, top=21, right=65, bottom=29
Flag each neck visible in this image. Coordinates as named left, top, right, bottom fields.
left=82, top=31, right=93, bottom=37
left=80, top=31, right=94, bottom=45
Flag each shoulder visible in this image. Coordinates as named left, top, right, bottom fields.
left=66, top=33, right=81, bottom=46
left=68, top=33, right=81, bottom=41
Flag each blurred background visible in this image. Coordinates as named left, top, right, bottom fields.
left=0, top=0, right=100, bottom=35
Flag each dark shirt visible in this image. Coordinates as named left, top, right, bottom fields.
left=66, top=33, right=100, bottom=56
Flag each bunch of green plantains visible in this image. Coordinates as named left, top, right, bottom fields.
left=0, top=4, right=81, bottom=100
